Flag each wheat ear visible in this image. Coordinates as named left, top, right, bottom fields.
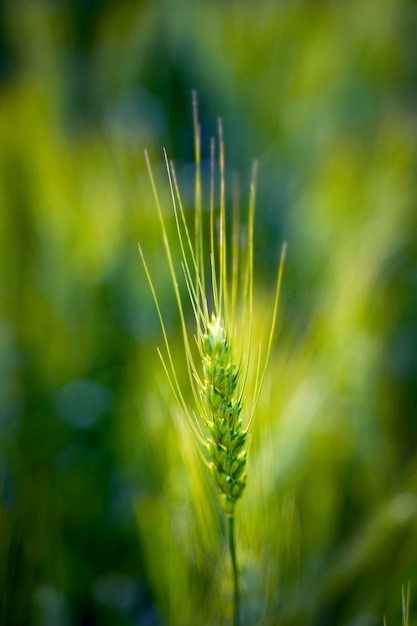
left=203, top=314, right=246, bottom=518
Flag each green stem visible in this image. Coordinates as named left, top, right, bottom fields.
left=228, top=515, right=240, bottom=626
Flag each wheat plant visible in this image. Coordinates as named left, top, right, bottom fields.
left=139, top=92, right=286, bottom=625
left=383, top=584, right=410, bottom=626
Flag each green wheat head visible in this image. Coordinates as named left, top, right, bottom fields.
left=139, top=92, right=286, bottom=519
left=203, top=313, right=246, bottom=517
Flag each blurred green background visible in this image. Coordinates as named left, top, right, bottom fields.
left=1, top=0, right=417, bottom=624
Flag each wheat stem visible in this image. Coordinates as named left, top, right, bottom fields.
left=228, top=515, right=240, bottom=626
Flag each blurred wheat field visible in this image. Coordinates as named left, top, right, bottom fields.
left=0, top=1, right=417, bottom=625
